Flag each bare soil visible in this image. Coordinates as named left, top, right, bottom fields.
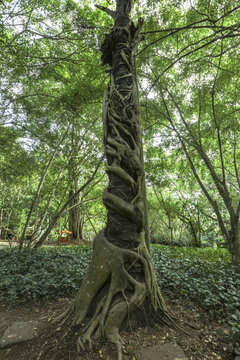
left=0, top=291, right=239, bottom=360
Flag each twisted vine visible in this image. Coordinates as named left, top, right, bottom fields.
left=52, top=4, right=172, bottom=360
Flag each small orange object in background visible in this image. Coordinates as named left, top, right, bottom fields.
left=58, top=230, right=72, bottom=244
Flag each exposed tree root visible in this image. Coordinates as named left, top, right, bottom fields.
left=52, top=230, right=174, bottom=360
left=53, top=4, right=175, bottom=360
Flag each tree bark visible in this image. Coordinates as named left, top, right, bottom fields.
left=159, top=86, right=240, bottom=265
left=68, top=189, right=83, bottom=241
left=57, top=1, right=169, bottom=358
left=33, top=160, right=102, bottom=248
left=227, top=218, right=240, bottom=267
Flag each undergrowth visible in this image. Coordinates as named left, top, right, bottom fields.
left=0, top=246, right=91, bottom=302
left=0, top=245, right=239, bottom=339
left=151, top=246, right=240, bottom=340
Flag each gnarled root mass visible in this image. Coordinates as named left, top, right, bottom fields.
left=54, top=230, right=171, bottom=360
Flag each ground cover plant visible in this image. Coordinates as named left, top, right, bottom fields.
left=0, top=246, right=92, bottom=302
left=0, top=245, right=239, bottom=341
left=151, top=246, right=240, bottom=340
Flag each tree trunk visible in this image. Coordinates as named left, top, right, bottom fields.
left=33, top=162, right=101, bottom=248
left=189, top=220, right=201, bottom=248
left=168, top=215, right=174, bottom=246
left=68, top=189, right=83, bottom=241
left=68, top=125, right=83, bottom=242
left=57, top=1, right=169, bottom=357
left=227, top=220, right=240, bottom=267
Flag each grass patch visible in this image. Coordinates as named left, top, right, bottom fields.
left=152, top=244, right=231, bottom=263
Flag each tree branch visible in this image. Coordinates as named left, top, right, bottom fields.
left=147, top=30, right=239, bottom=92
left=158, top=84, right=229, bottom=241
left=210, top=37, right=226, bottom=187
left=95, top=5, right=115, bottom=18
left=33, top=155, right=104, bottom=248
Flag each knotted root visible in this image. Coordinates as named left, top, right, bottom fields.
left=52, top=230, right=171, bottom=360
left=52, top=9, right=172, bottom=360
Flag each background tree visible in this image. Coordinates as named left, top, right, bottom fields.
left=0, top=0, right=108, bottom=246
left=139, top=0, right=240, bottom=263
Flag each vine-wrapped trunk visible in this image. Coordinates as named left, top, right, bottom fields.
left=102, top=5, right=144, bottom=249
left=58, top=2, right=168, bottom=357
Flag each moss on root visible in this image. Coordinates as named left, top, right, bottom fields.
left=53, top=4, right=173, bottom=360
left=53, top=230, right=170, bottom=360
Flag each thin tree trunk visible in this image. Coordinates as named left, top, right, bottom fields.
left=33, top=160, right=102, bottom=248
left=227, top=218, right=240, bottom=266
left=178, top=222, right=184, bottom=244
left=19, top=126, right=69, bottom=249
left=168, top=215, right=174, bottom=246
left=160, top=86, right=240, bottom=262
left=68, top=189, right=83, bottom=241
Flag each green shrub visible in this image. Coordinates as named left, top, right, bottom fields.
left=0, top=246, right=92, bottom=302
left=152, top=244, right=231, bottom=263
left=0, top=245, right=239, bottom=340
left=151, top=246, right=240, bottom=340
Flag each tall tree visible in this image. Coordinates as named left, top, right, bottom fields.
left=56, top=1, right=169, bottom=358
left=140, top=0, right=240, bottom=264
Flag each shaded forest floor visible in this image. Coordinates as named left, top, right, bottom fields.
left=0, top=291, right=239, bottom=360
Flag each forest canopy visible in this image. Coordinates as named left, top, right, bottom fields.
left=0, top=0, right=239, bottom=260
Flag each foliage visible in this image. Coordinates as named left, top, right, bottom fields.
left=0, top=0, right=107, bottom=244
left=152, top=244, right=232, bottom=263
left=0, top=246, right=92, bottom=301
left=0, top=245, right=239, bottom=338
left=152, top=246, right=240, bottom=339
left=1, top=0, right=239, bottom=261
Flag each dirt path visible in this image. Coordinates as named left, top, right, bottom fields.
left=0, top=240, right=18, bottom=249
left=0, top=293, right=238, bottom=360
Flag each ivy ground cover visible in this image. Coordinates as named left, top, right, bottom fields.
left=0, top=245, right=239, bottom=339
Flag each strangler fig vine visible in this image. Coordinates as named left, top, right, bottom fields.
left=53, top=1, right=171, bottom=359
